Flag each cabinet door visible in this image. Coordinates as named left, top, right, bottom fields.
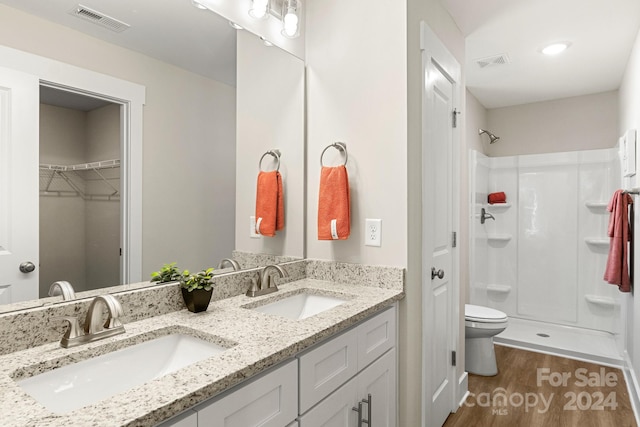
left=356, top=348, right=396, bottom=427
left=298, top=376, right=358, bottom=427
left=155, top=409, right=198, bottom=427
left=357, top=306, right=396, bottom=370
left=196, top=359, right=297, bottom=427
left=299, top=328, right=358, bottom=413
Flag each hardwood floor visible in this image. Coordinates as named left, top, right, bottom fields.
left=443, top=345, right=637, bottom=427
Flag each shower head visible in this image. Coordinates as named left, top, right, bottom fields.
left=479, top=128, right=500, bottom=144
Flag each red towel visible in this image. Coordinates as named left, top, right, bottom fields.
left=255, top=170, right=284, bottom=237
left=318, top=165, right=350, bottom=240
left=604, top=190, right=633, bottom=292
left=488, top=192, right=506, bottom=204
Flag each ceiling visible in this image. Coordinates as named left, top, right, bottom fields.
left=441, top=0, right=640, bottom=109
left=0, top=0, right=237, bottom=87
left=4, top=1, right=640, bottom=111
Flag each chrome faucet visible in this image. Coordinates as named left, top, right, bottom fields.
left=55, top=294, right=126, bottom=348
left=480, top=208, right=495, bottom=224
left=48, top=281, right=76, bottom=301
left=217, top=258, right=241, bottom=271
left=246, top=264, right=288, bottom=297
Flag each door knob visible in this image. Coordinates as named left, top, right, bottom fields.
left=431, top=267, right=444, bottom=280
left=19, top=261, right=36, bottom=273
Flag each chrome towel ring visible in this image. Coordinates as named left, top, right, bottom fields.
left=259, top=149, right=281, bottom=172
left=320, top=142, right=348, bottom=167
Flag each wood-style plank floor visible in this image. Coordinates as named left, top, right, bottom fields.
left=443, top=345, right=637, bottom=427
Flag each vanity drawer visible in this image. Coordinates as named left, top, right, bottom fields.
left=298, top=327, right=359, bottom=414
left=357, top=305, right=396, bottom=369
left=196, top=359, right=297, bottom=427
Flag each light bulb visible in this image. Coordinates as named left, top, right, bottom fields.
left=283, top=12, right=298, bottom=37
left=249, top=0, right=269, bottom=19
left=281, top=0, right=300, bottom=38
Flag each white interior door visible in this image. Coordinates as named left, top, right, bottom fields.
left=421, top=23, right=459, bottom=427
left=0, top=66, right=39, bottom=303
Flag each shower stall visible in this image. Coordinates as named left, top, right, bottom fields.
left=469, top=148, right=625, bottom=366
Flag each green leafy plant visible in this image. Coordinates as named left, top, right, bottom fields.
left=151, top=264, right=215, bottom=292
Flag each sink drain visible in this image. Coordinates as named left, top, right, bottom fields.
left=537, top=333, right=550, bottom=338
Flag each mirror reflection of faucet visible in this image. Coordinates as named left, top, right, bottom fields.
left=480, top=208, right=495, bottom=224
left=217, top=258, right=241, bottom=271
left=48, top=281, right=76, bottom=301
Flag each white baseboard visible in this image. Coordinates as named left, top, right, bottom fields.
left=623, top=350, right=640, bottom=424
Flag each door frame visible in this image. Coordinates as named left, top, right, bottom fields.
left=420, top=22, right=462, bottom=426
left=0, top=45, right=145, bottom=285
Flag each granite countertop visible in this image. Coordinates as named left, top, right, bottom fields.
left=0, top=278, right=404, bottom=427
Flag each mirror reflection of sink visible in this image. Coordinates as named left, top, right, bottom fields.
left=17, top=333, right=230, bottom=414
left=248, top=292, right=347, bottom=320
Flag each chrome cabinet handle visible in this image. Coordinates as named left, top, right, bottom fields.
left=431, top=267, right=444, bottom=280
left=352, top=402, right=363, bottom=427
left=19, top=261, right=36, bottom=273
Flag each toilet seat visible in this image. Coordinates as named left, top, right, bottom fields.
left=465, top=304, right=507, bottom=323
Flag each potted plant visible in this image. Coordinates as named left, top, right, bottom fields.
left=150, top=264, right=215, bottom=313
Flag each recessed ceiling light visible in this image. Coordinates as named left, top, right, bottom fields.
left=260, top=37, right=274, bottom=47
left=229, top=21, right=244, bottom=30
left=542, top=42, right=570, bottom=56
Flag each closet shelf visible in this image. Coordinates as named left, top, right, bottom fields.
left=39, top=159, right=120, bottom=201
left=585, top=295, right=618, bottom=308
left=584, top=238, right=609, bottom=247
left=487, top=234, right=512, bottom=242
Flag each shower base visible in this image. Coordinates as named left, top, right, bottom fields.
left=494, top=317, right=623, bottom=367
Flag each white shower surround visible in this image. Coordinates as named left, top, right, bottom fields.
left=470, top=148, right=625, bottom=359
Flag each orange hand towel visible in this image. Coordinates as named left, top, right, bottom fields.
left=318, top=165, right=350, bottom=240
left=255, top=170, right=284, bottom=237
left=604, top=190, right=633, bottom=292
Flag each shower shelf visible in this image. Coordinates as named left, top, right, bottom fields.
left=487, top=284, right=511, bottom=293
left=487, top=234, right=512, bottom=242
left=485, top=203, right=512, bottom=209
left=585, top=201, right=608, bottom=209
left=585, top=295, right=618, bottom=308
left=584, top=238, right=609, bottom=247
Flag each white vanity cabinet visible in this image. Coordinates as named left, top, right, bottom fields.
left=298, top=305, right=397, bottom=427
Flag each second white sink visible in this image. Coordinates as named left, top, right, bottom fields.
left=17, top=332, right=229, bottom=414
left=250, top=292, right=346, bottom=320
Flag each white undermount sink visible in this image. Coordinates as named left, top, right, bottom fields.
left=17, top=333, right=228, bottom=414
left=249, top=292, right=347, bottom=320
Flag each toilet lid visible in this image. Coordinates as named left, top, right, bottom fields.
left=465, top=304, right=507, bottom=322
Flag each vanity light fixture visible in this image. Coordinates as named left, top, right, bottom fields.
left=249, top=0, right=270, bottom=19
left=281, top=0, right=301, bottom=38
left=190, top=0, right=207, bottom=10
left=542, top=42, right=570, bottom=56
left=229, top=21, right=244, bottom=30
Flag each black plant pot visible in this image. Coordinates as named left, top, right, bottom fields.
left=181, top=288, right=213, bottom=313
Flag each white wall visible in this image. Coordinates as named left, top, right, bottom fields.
left=620, top=27, right=640, bottom=391
left=0, top=4, right=237, bottom=278
left=486, top=91, right=619, bottom=157
left=235, top=30, right=305, bottom=258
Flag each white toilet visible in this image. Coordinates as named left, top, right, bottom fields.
left=465, top=304, right=508, bottom=376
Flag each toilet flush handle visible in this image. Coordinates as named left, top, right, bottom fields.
left=431, top=267, right=445, bottom=280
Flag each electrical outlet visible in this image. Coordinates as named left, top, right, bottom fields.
left=365, top=219, right=382, bottom=247
left=250, top=216, right=261, bottom=238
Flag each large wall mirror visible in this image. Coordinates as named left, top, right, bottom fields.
left=0, top=0, right=305, bottom=312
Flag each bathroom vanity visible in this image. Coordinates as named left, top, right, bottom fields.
left=0, top=264, right=403, bottom=427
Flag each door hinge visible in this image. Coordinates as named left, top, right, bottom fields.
left=452, top=350, right=457, bottom=366
left=452, top=108, right=460, bottom=128
left=452, top=231, right=457, bottom=248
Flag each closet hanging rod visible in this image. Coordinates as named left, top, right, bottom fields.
left=39, top=159, right=120, bottom=172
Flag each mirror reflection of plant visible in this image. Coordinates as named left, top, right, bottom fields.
left=150, top=264, right=215, bottom=292
left=150, top=262, right=181, bottom=283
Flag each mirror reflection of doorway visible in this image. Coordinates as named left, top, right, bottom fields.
left=39, top=85, right=121, bottom=297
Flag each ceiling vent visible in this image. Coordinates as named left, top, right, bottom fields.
left=69, top=4, right=130, bottom=33
left=475, top=53, right=511, bottom=69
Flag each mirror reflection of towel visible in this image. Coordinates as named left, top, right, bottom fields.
left=318, top=165, right=350, bottom=240
left=255, top=171, right=284, bottom=237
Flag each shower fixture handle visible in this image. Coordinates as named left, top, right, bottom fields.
left=431, top=267, right=445, bottom=280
